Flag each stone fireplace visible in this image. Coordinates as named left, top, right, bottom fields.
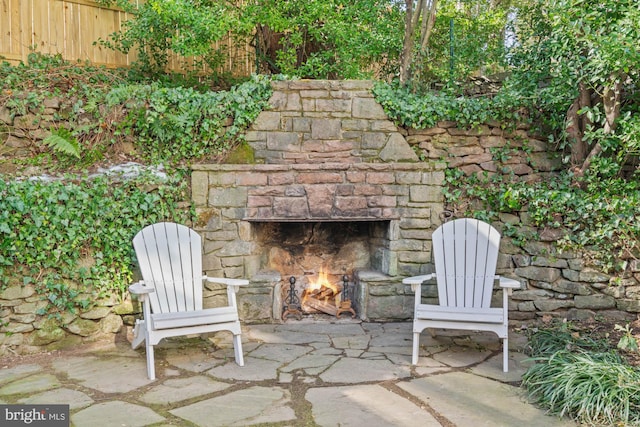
left=191, top=80, right=446, bottom=322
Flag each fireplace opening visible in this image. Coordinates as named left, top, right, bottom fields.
left=252, top=220, right=390, bottom=319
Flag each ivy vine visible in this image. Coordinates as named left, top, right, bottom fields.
left=0, top=171, right=192, bottom=316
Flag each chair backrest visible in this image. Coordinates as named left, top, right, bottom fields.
left=432, top=218, right=501, bottom=309
left=133, top=222, right=204, bottom=314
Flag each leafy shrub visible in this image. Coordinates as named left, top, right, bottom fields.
left=95, top=0, right=402, bottom=80
left=443, top=163, right=640, bottom=273
left=372, top=81, right=526, bottom=129
left=1, top=55, right=276, bottom=168
left=0, top=171, right=191, bottom=315
left=102, top=74, right=276, bottom=162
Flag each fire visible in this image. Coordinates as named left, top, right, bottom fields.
left=296, top=269, right=355, bottom=318
left=300, top=267, right=342, bottom=315
left=307, top=268, right=339, bottom=294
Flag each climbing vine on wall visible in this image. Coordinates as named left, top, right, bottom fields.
left=0, top=171, right=192, bottom=316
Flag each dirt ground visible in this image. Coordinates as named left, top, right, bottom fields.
left=534, top=315, right=640, bottom=367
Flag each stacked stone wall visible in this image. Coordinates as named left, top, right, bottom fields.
left=404, top=122, right=561, bottom=179
left=2, top=79, right=639, bottom=356
left=0, top=283, right=127, bottom=353
left=245, top=80, right=418, bottom=164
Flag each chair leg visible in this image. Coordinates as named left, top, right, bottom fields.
left=146, top=342, right=156, bottom=380
left=131, top=320, right=145, bottom=349
left=233, top=334, right=244, bottom=367
left=412, top=332, right=420, bottom=365
left=502, top=336, right=509, bottom=373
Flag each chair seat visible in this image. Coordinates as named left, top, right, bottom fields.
left=151, top=306, right=239, bottom=330
left=415, top=304, right=504, bottom=324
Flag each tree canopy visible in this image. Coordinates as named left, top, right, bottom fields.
left=95, top=0, right=639, bottom=178
left=507, top=0, right=640, bottom=176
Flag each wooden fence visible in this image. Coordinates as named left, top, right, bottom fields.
left=0, top=0, right=255, bottom=76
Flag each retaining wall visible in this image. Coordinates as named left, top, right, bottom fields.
left=2, top=79, right=638, bottom=356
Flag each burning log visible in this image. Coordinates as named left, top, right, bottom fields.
left=301, top=285, right=342, bottom=316
left=302, top=295, right=338, bottom=316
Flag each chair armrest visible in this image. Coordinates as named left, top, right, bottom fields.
left=204, top=277, right=250, bottom=287
left=403, top=274, right=435, bottom=292
left=129, top=281, right=155, bottom=295
left=496, top=276, right=522, bottom=289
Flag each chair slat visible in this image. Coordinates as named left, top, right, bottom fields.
left=134, top=225, right=168, bottom=313
left=462, top=220, right=474, bottom=307
left=155, top=224, right=180, bottom=312
left=179, top=224, right=202, bottom=311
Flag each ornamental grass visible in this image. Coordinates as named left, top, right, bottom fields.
left=523, top=326, right=640, bottom=426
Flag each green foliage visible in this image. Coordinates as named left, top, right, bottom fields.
left=0, top=172, right=191, bottom=314
left=410, top=1, right=510, bottom=89
left=103, top=74, right=275, bottom=162
left=506, top=0, right=640, bottom=155
left=372, top=81, right=526, bottom=129
left=43, top=127, right=80, bottom=158
left=249, top=0, right=402, bottom=79
left=526, top=322, right=611, bottom=357
left=1, top=55, right=276, bottom=168
left=95, top=0, right=244, bottom=77
left=1, top=53, right=128, bottom=168
left=615, top=324, right=639, bottom=353
left=95, top=0, right=402, bottom=80
left=444, top=161, right=640, bottom=272
left=524, top=324, right=640, bottom=425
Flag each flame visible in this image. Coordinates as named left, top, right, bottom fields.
left=308, top=268, right=339, bottom=294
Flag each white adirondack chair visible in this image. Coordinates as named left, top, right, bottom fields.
left=129, top=222, right=248, bottom=380
left=402, top=218, right=521, bottom=372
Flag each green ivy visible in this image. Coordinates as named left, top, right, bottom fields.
left=1, top=55, right=279, bottom=169
left=102, top=74, right=276, bottom=162
left=444, top=165, right=640, bottom=273
left=372, top=81, right=526, bottom=130
left=0, top=171, right=191, bottom=315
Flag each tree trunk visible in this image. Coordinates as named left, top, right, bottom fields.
left=567, top=97, right=585, bottom=166
left=399, top=0, right=417, bottom=85
left=419, top=0, right=438, bottom=52
left=567, top=82, right=592, bottom=167
left=400, top=0, right=437, bottom=85
left=575, top=77, right=623, bottom=177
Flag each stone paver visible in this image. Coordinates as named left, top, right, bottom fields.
left=0, top=322, right=579, bottom=427
left=320, top=357, right=412, bottom=383
left=207, top=357, right=281, bottom=381
left=248, top=342, right=312, bottom=362
left=140, top=376, right=231, bottom=405
left=0, top=364, right=42, bottom=385
left=398, top=371, right=574, bottom=427
left=0, top=373, right=59, bottom=396
left=52, top=355, right=153, bottom=393
left=280, top=354, right=340, bottom=375
left=19, top=388, right=94, bottom=409
left=307, top=384, right=441, bottom=427
left=431, top=347, right=494, bottom=367
left=72, top=401, right=165, bottom=427
left=170, top=386, right=296, bottom=427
